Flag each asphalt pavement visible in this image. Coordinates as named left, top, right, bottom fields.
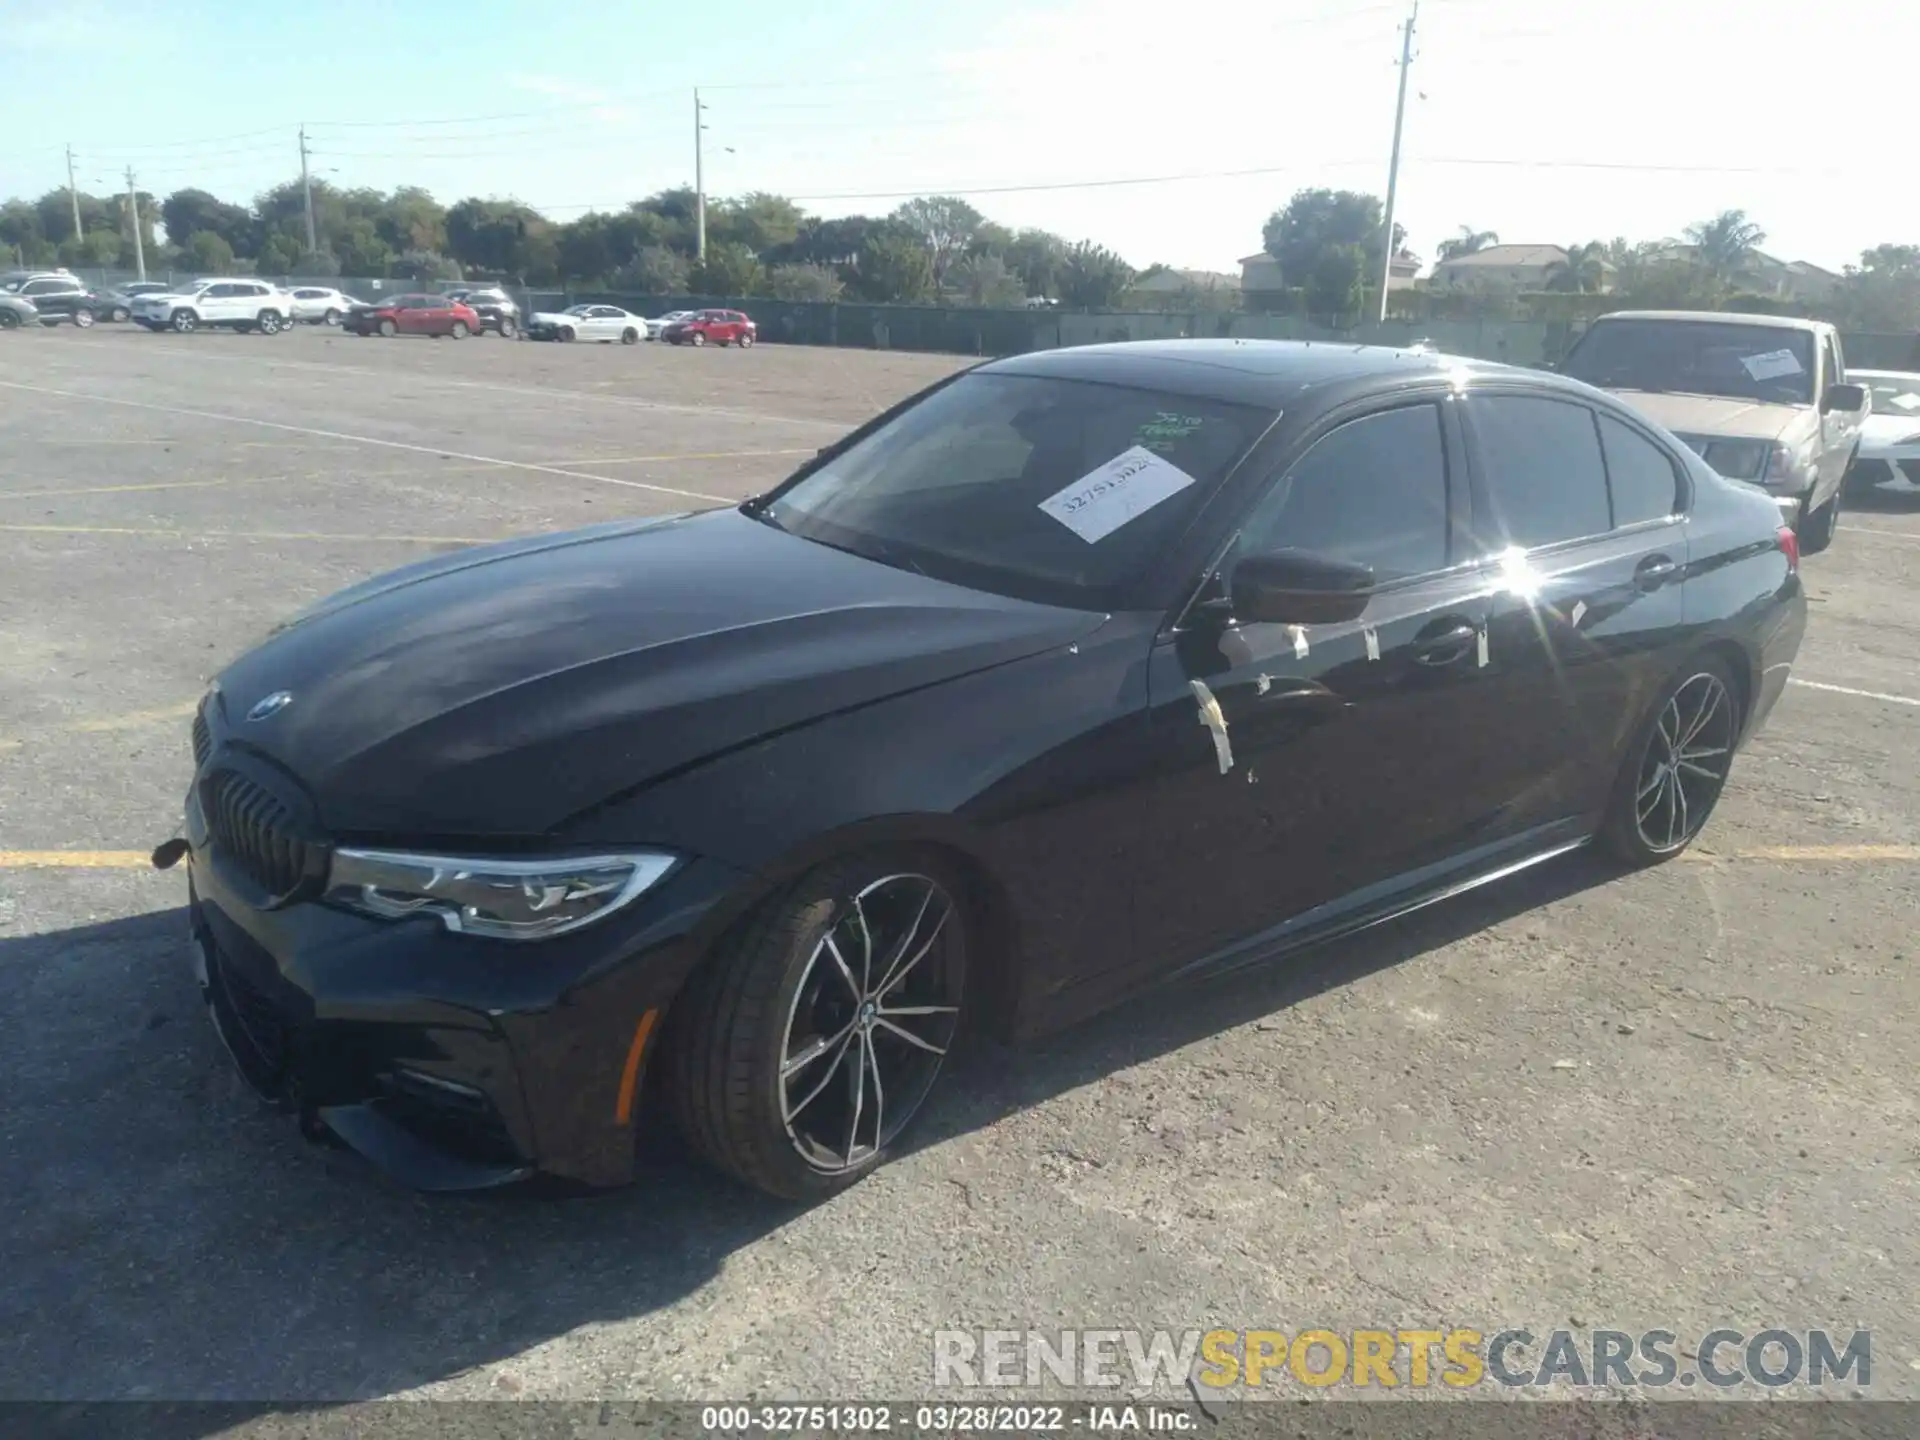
left=1, top=323, right=1916, bottom=1413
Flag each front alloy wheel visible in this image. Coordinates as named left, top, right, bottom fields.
left=72, top=308, right=95, bottom=328
left=171, top=309, right=197, bottom=333
left=1602, top=660, right=1737, bottom=864
left=667, top=855, right=967, bottom=1198
left=690, top=330, right=707, bottom=347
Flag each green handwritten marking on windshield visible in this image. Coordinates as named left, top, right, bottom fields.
left=1137, top=412, right=1207, bottom=451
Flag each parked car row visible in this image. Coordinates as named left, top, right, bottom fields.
left=0, top=272, right=760, bottom=355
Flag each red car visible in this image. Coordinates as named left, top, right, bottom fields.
left=343, top=294, right=482, bottom=339
left=662, top=308, right=756, bottom=348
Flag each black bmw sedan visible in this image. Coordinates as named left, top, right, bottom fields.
left=171, top=340, right=1805, bottom=1199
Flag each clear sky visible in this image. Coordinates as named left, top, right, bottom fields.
left=3, top=0, right=1913, bottom=273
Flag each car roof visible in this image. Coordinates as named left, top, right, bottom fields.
left=1593, top=310, right=1832, bottom=332
left=979, top=338, right=1562, bottom=408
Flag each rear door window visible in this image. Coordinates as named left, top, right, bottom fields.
left=1597, top=415, right=1682, bottom=527
left=1467, top=394, right=1611, bottom=551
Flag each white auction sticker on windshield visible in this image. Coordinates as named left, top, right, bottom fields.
left=1741, top=349, right=1803, bottom=380
left=1038, top=445, right=1199, bottom=544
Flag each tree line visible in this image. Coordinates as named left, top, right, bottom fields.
left=4, top=175, right=1913, bottom=329
left=0, top=181, right=1138, bottom=308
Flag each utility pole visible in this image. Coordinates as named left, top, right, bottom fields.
left=693, top=89, right=707, bottom=261
left=299, top=125, right=318, bottom=256
left=65, top=145, right=83, bottom=243
left=126, top=167, right=147, bottom=281
left=1375, top=0, right=1417, bottom=323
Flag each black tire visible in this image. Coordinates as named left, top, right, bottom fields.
left=110, top=306, right=129, bottom=323
left=1799, top=488, right=1840, bottom=555
left=324, top=308, right=342, bottom=326
left=255, top=310, right=281, bottom=335
left=0, top=310, right=18, bottom=330
left=72, top=308, right=95, bottom=329
left=690, top=330, right=707, bottom=347
left=665, top=850, right=970, bottom=1199
left=449, top=320, right=469, bottom=339
left=559, top=326, right=575, bottom=342
left=621, top=327, right=639, bottom=345
left=497, top=317, right=517, bottom=339
left=738, top=331, right=754, bottom=348
left=1598, top=653, right=1741, bottom=867
left=171, top=309, right=197, bottom=334
left=378, top=318, right=397, bottom=338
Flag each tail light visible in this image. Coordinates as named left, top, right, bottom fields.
left=1776, top=525, right=1800, bottom=572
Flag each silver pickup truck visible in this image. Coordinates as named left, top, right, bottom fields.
left=1559, top=311, right=1868, bottom=553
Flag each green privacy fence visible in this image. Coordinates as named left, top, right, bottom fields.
left=543, top=289, right=1919, bottom=374
left=63, top=266, right=1920, bottom=372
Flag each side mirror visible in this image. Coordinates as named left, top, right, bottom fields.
left=1229, top=550, right=1375, bottom=626
left=1822, top=383, right=1866, bottom=415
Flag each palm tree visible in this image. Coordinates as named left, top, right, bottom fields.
left=1545, top=241, right=1609, bottom=294
left=1435, top=226, right=1498, bottom=263
left=1684, top=210, right=1766, bottom=285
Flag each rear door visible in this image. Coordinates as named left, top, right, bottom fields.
left=21, top=279, right=76, bottom=317
left=1459, top=387, right=1692, bottom=827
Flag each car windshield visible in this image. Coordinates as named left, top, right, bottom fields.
left=564, top=304, right=593, bottom=315
left=1562, top=319, right=1818, bottom=405
left=1860, top=373, right=1920, bottom=417
left=758, top=372, right=1274, bottom=610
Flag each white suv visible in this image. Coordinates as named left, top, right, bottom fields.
left=287, top=287, right=362, bottom=325
left=131, top=278, right=293, bottom=335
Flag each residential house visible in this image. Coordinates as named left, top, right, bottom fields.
left=1132, top=267, right=1242, bottom=298
left=1428, top=244, right=1615, bottom=293
left=1644, top=245, right=1841, bottom=302
left=1236, top=249, right=1422, bottom=300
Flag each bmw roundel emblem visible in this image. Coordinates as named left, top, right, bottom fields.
left=246, top=691, right=294, bottom=722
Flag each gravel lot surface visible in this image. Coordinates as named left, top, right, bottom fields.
left=2, top=324, right=1916, bottom=1418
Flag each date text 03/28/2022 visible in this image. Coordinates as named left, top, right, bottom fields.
left=700, top=1405, right=1194, bottom=1433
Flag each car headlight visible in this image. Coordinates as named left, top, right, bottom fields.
left=1693, top=438, right=1769, bottom=480
left=326, top=849, right=676, bottom=940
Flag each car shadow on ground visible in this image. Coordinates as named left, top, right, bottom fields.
left=3, top=850, right=1615, bottom=1422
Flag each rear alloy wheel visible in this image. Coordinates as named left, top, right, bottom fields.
left=1798, top=489, right=1840, bottom=555
left=323, top=308, right=342, bottom=326
left=667, top=854, right=968, bottom=1199
left=255, top=311, right=282, bottom=335
left=621, top=327, right=639, bottom=344
left=1600, top=656, right=1739, bottom=865
left=378, top=318, right=397, bottom=338
left=497, top=317, right=517, bottom=339
left=690, top=330, right=707, bottom=347
left=171, top=309, right=197, bottom=334
left=110, top=306, right=129, bottom=323
left=450, top=320, right=469, bottom=339
left=71, top=308, right=95, bottom=329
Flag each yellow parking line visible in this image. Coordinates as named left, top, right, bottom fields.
left=545, top=448, right=813, bottom=466
left=1685, top=844, right=1920, bottom=863
left=73, top=701, right=199, bottom=733
left=0, top=851, right=157, bottom=869
left=0, top=522, right=490, bottom=544
left=0, top=477, right=280, bottom=501
left=3, top=842, right=1914, bottom=873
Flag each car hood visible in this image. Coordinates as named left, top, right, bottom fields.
left=132, top=290, right=201, bottom=304
left=211, top=507, right=1106, bottom=836
left=1607, top=389, right=1814, bottom=443
left=1861, top=413, right=1920, bottom=444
